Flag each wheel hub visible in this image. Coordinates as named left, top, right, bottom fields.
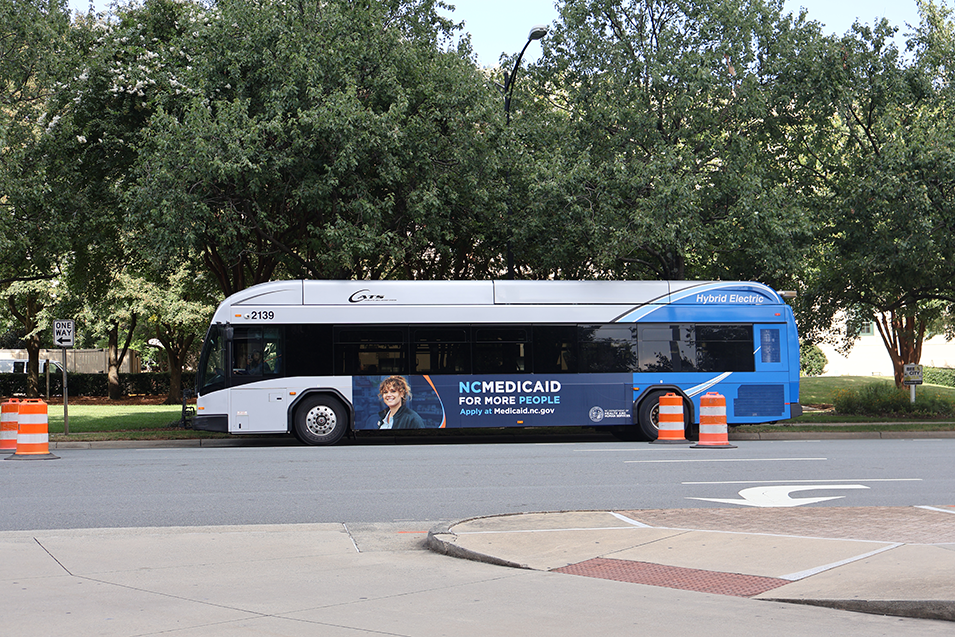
left=306, top=405, right=337, bottom=435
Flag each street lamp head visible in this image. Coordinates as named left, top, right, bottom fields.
left=528, top=25, right=548, bottom=41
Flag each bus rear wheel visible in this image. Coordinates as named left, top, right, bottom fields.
left=294, top=395, right=348, bottom=446
left=637, top=391, right=691, bottom=441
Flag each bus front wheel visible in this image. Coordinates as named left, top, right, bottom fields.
left=294, top=395, right=348, bottom=446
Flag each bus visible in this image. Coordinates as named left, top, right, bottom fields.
left=193, top=280, right=801, bottom=445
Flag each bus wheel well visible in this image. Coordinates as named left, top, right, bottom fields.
left=634, top=388, right=694, bottom=441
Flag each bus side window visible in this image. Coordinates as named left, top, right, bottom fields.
left=413, top=328, right=470, bottom=374
left=532, top=326, right=577, bottom=373
left=285, top=324, right=333, bottom=377
left=579, top=324, right=636, bottom=373
left=697, top=325, right=755, bottom=372
left=473, top=327, right=529, bottom=374
left=335, top=327, right=408, bottom=375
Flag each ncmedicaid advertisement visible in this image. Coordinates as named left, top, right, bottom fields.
left=351, top=373, right=632, bottom=430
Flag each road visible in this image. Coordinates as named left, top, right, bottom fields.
left=2, top=437, right=951, bottom=531
left=3, top=437, right=953, bottom=635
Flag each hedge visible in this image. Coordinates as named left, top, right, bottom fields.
left=0, top=372, right=197, bottom=398
left=924, top=366, right=955, bottom=388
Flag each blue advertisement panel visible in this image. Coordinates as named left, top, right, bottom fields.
left=352, top=374, right=632, bottom=430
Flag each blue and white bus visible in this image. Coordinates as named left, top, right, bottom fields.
left=193, top=280, right=801, bottom=445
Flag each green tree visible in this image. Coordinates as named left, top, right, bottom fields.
left=127, top=0, right=505, bottom=295
left=37, top=0, right=207, bottom=398
left=0, top=0, right=72, bottom=396
left=526, top=0, right=820, bottom=285
left=122, top=265, right=217, bottom=403
left=796, top=1, right=955, bottom=387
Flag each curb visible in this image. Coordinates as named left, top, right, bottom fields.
left=730, top=430, right=955, bottom=440
left=765, top=598, right=955, bottom=623
left=45, top=430, right=955, bottom=448
left=427, top=518, right=530, bottom=570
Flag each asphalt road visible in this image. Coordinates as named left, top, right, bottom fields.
left=2, top=438, right=952, bottom=532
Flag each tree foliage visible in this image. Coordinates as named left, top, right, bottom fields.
left=127, top=0, right=506, bottom=296
left=796, top=1, right=955, bottom=386
left=527, top=0, right=819, bottom=285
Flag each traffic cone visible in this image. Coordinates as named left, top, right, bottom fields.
left=6, top=399, right=58, bottom=460
left=651, top=393, right=690, bottom=444
left=1, top=399, right=20, bottom=454
left=691, top=392, right=736, bottom=449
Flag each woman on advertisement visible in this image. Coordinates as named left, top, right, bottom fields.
left=376, top=375, right=425, bottom=429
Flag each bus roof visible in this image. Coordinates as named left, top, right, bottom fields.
left=222, top=280, right=784, bottom=307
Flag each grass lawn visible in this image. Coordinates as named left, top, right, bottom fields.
left=44, top=402, right=229, bottom=441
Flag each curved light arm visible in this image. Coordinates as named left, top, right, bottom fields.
left=503, top=25, right=548, bottom=124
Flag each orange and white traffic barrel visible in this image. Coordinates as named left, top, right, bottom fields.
left=1, top=399, right=21, bottom=454
left=651, top=393, right=690, bottom=444
left=692, top=392, right=736, bottom=449
left=5, top=399, right=59, bottom=460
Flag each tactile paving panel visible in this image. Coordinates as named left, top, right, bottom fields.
left=553, top=558, right=790, bottom=598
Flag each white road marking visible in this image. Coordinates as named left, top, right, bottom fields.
left=781, top=543, right=904, bottom=581
left=688, top=484, right=870, bottom=507
left=625, top=457, right=826, bottom=463
left=609, top=511, right=652, bottom=527
left=683, top=478, right=922, bottom=485
left=916, top=505, right=955, bottom=515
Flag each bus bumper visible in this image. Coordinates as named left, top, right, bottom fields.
left=192, top=414, right=229, bottom=433
left=789, top=403, right=803, bottom=418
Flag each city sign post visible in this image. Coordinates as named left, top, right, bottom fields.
left=903, top=363, right=923, bottom=404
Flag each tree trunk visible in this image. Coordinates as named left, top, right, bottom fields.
left=159, top=327, right=195, bottom=405
left=874, top=310, right=925, bottom=388
left=165, top=348, right=184, bottom=405
left=107, top=315, right=138, bottom=400
left=7, top=294, right=43, bottom=398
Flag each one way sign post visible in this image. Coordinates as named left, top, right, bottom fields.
left=53, top=319, right=74, bottom=435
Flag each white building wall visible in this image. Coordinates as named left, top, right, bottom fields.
left=818, top=331, right=955, bottom=376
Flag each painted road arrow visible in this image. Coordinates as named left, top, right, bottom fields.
left=689, top=484, right=870, bottom=508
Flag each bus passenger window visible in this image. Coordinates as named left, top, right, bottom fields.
left=335, top=327, right=408, bottom=375
left=638, top=325, right=676, bottom=372
left=414, top=328, right=470, bottom=374
left=473, top=327, right=528, bottom=374
left=697, top=325, right=755, bottom=372
left=579, top=325, right=636, bottom=373
left=532, top=326, right=577, bottom=374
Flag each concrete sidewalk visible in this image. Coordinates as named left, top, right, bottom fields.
left=2, top=511, right=953, bottom=636
left=428, top=506, right=955, bottom=622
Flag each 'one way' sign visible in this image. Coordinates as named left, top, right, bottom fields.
left=54, top=319, right=75, bottom=348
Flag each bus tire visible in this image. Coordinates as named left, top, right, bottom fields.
left=293, top=395, right=348, bottom=446
left=637, top=391, right=690, bottom=441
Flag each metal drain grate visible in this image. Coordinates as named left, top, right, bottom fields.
left=553, top=558, right=790, bottom=598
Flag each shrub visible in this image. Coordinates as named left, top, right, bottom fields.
left=833, top=382, right=955, bottom=417
left=0, top=372, right=197, bottom=398
left=800, top=343, right=827, bottom=377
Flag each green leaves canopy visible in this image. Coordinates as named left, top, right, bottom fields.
left=127, top=0, right=505, bottom=295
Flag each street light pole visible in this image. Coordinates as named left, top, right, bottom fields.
left=503, top=25, right=548, bottom=279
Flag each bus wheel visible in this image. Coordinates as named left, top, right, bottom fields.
left=637, top=391, right=690, bottom=441
left=294, top=395, right=348, bottom=446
